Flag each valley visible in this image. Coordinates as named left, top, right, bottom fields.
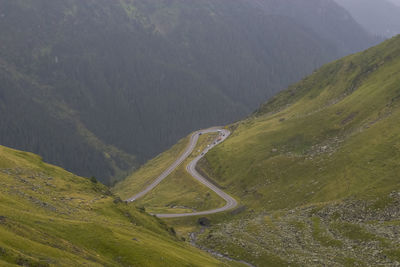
left=1, top=1, right=399, bottom=266
left=114, top=35, right=400, bottom=266
left=0, top=0, right=380, bottom=185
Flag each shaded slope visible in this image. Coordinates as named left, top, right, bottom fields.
left=0, top=0, right=379, bottom=184
left=251, top=0, right=380, bottom=54
left=0, top=60, right=136, bottom=184
left=335, top=0, right=400, bottom=37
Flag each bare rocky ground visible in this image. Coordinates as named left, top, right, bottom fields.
left=197, top=192, right=400, bottom=266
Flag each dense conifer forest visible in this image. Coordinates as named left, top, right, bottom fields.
left=0, top=0, right=379, bottom=183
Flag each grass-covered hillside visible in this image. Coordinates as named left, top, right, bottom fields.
left=203, top=35, right=400, bottom=211
left=0, top=145, right=229, bottom=266
left=116, top=36, right=400, bottom=266
left=193, top=35, right=400, bottom=266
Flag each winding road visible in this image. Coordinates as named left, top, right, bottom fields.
left=126, top=127, right=238, bottom=218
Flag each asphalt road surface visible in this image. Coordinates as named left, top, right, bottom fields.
left=126, top=127, right=238, bottom=218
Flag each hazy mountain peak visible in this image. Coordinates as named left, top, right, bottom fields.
left=334, top=0, right=400, bottom=37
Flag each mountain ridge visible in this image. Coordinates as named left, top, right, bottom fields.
left=334, top=0, right=400, bottom=37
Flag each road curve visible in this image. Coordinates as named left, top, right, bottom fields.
left=126, top=127, right=238, bottom=218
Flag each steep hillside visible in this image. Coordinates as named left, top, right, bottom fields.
left=0, top=144, right=234, bottom=266
left=203, top=35, right=400, bottom=211
left=194, top=35, right=400, bottom=266
left=0, top=60, right=137, bottom=185
left=0, top=0, right=379, bottom=184
left=251, top=0, right=378, bottom=54
left=335, top=0, right=400, bottom=37
left=118, top=36, right=400, bottom=266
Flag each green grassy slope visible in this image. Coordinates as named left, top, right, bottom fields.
left=193, top=35, right=400, bottom=266
left=0, top=145, right=226, bottom=266
left=203, top=35, right=400, bottom=211
left=113, top=136, right=191, bottom=201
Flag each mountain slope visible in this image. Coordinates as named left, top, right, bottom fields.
left=0, top=0, right=379, bottom=184
left=0, top=144, right=232, bottom=266
left=203, top=35, right=400, bottom=211
left=389, top=0, right=400, bottom=6
left=334, top=0, right=400, bottom=37
left=0, top=60, right=137, bottom=185
left=194, top=35, right=400, bottom=266
left=251, top=0, right=378, bottom=54
left=117, top=36, right=400, bottom=266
